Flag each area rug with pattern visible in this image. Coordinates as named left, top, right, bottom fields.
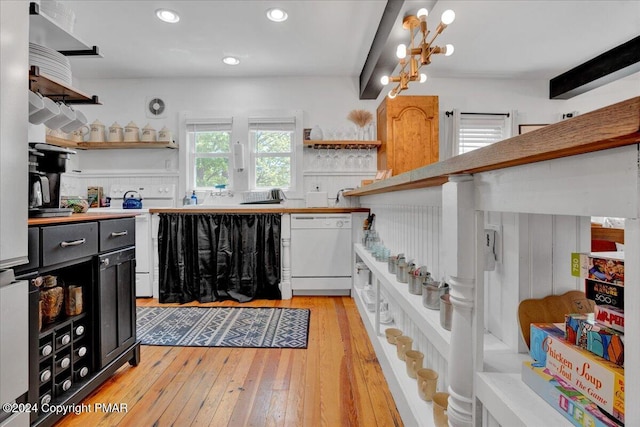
left=136, top=306, right=310, bottom=348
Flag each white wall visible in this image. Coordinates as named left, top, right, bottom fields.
left=65, top=72, right=640, bottom=201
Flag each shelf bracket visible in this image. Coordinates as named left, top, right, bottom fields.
left=58, top=46, right=101, bottom=57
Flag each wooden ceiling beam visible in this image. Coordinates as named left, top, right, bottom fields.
left=358, top=0, right=405, bottom=100
left=549, top=35, right=640, bottom=100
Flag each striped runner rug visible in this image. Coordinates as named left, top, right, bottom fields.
left=136, top=306, right=310, bottom=348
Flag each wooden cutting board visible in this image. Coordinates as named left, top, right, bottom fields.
left=517, top=290, right=594, bottom=349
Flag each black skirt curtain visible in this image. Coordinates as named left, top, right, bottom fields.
left=158, top=213, right=281, bottom=303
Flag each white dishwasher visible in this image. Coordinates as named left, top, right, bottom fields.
left=290, top=213, right=352, bottom=295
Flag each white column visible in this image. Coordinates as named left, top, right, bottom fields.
left=442, top=174, right=475, bottom=427
left=280, top=213, right=292, bottom=299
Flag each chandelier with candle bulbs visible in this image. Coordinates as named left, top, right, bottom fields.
left=381, top=7, right=455, bottom=98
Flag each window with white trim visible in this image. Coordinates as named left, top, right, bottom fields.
left=187, top=119, right=233, bottom=190
left=248, top=117, right=295, bottom=190
left=457, top=113, right=512, bottom=155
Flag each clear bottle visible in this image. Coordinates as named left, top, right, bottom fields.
left=182, top=192, right=190, bottom=206
left=190, top=190, right=198, bottom=205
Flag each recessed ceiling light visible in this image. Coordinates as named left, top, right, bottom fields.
left=266, top=8, right=288, bottom=22
left=222, top=56, right=240, bottom=66
left=156, top=9, right=180, bottom=23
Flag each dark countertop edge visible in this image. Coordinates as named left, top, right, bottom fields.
left=28, top=212, right=139, bottom=226
left=148, top=207, right=370, bottom=214
left=346, top=96, right=640, bottom=197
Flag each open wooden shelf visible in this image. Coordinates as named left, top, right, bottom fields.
left=29, top=66, right=100, bottom=104
left=45, top=135, right=177, bottom=150
left=303, top=140, right=381, bottom=149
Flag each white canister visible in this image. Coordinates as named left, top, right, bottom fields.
left=124, top=121, right=139, bottom=141
left=141, top=124, right=157, bottom=142
left=89, top=119, right=106, bottom=142
left=108, top=122, right=124, bottom=142
left=158, top=126, right=172, bottom=142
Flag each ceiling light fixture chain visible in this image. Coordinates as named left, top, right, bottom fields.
left=381, top=7, right=455, bottom=98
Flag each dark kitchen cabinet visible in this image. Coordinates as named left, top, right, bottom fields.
left=96, top=247, right=136, bottom=368
left=19, top=216, right=140, bottom=427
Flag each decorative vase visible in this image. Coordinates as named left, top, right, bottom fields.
left=310, top=125, right=323, bottom=140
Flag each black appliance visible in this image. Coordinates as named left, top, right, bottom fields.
left=28, top=143, right=76, bottom=218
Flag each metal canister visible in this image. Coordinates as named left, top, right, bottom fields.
left=422, top=281, right=449, bottom=310
left=396, top=258, right=408, bottom=283
left=440, top=293, right=453, bottom=330
left=388, top=255, right=398, bottom=274
left=408, top=274, right=424, bottom=295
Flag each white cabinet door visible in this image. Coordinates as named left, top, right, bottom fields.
left=0, top=1, right=28, bottom=268
left=0, top=280, right=28, bottom=406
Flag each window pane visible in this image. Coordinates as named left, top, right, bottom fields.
left=253, top=130, right=292, bottom=153
left=255, top=156, right=290, bottom=188
left=195, top=131, right=231, bottom=153
left=195, top=157, right=230, bottom=187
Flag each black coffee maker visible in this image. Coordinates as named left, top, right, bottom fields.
left=28, top=143, right=76, bottom=217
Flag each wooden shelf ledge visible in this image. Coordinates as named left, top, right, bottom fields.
left=45, top=136, right=177, bottom=150
left=346, top=96, right=640, bottom=197
left=303, top=140, right=381, bottom=149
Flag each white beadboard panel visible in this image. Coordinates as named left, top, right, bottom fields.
left=361, top=187, right=443, bottom=208
left=383, top=290, right=450, bottom=393
left=359, top=201, right=443, bottom=280
left=483, top=212, right=589, bottom=354
left=528, top=214, right=554, bottom=299
left=474, top=145, right=640, bottom=218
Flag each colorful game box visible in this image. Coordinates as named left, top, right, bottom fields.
left=571, top=252, right=624, bottom=286
left=594, top=305, right=624, bottom=333
left=522, top=361, right=622, bottom=427
left=529, top=323, right=624, bottom=424
left=565, top=313, right=624, bottom=366
left=585, top=280, right=624, bottom=309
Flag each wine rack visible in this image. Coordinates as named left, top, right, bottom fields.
left=33, top=312, right=91, bottom=419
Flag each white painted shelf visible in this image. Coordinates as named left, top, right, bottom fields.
left=356, top=243, right=569, bottom=426
left=352, top=286, right=437, bottom=427
left=476, top=373, right=571, bottom=427
left=354, top=243, right=451, bottom=356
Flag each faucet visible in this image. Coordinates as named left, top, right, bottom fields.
left=335, top=188, right=355, bottom=205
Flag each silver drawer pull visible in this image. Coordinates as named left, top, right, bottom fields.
left=111, top=230, right=128, bottom=237
left=60, top=238, right=86, bottom=248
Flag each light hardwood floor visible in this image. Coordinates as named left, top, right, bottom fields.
left=54, top=296, right=403, bottom=427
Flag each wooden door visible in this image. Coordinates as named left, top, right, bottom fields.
left=377, top=95, right=439, bottom=176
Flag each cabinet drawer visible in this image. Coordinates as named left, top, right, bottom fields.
left=41, top=223, right=98, bottom=267
left=100, top=218, right=135, bottom=252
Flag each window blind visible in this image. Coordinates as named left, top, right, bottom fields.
left=248, top=117, right=296, bottom=131
left=458, top=115, right=508, bottom=154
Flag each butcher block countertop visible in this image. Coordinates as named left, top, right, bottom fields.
left=347, top=96, right=640, bottom=196
left=149, top=207, right=370, bottom=214
left=28, top=212, right=139, bottom=226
